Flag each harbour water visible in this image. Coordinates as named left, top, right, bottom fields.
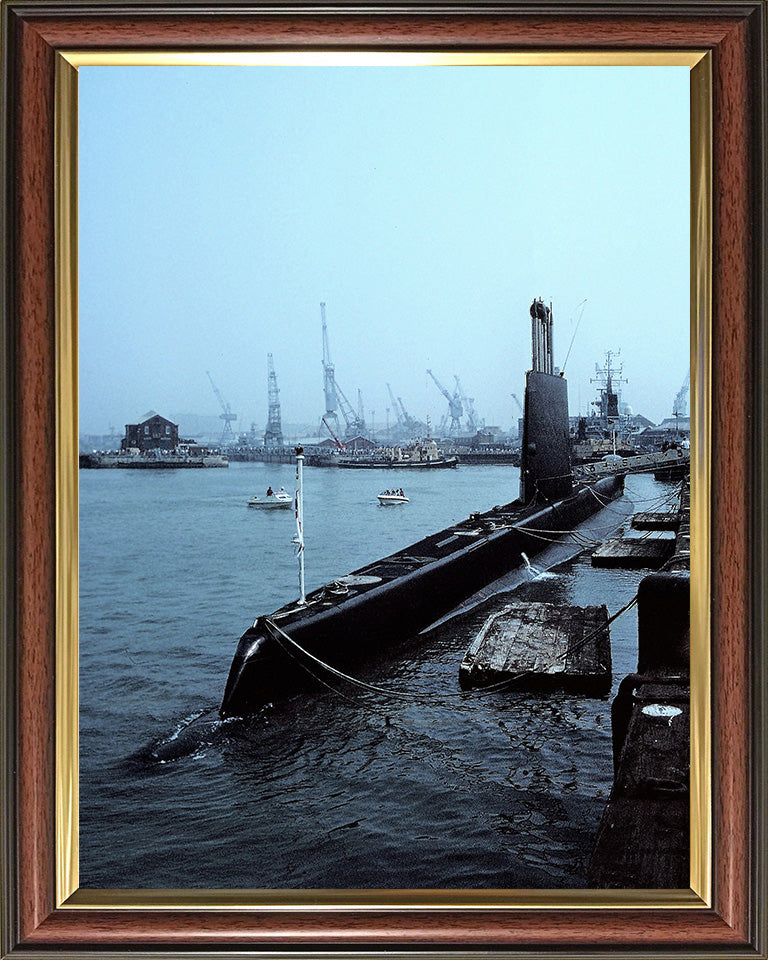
left=79, top=462, right=680, bottom=889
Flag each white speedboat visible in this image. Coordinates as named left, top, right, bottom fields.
left=248, top=491, right=293, bottom=510
left=377, top=492, right=409, bottom=505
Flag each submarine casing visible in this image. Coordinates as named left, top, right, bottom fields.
left=220, top=474, right=624, bottom=717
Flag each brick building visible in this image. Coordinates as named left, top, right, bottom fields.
left=121, top=412, right=179, bottom=452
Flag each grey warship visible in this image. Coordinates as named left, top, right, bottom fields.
left=220, top=299, right=625, bottom=718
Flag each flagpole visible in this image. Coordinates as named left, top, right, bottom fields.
left=295, top=445, right=306, bottom=604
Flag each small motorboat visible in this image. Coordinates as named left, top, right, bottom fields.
left=377, top=490, right=409, bottom=505
left=248, top=490, right=293, bottom=509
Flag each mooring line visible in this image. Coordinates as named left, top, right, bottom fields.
left=262, top=589, right=640, bottom=707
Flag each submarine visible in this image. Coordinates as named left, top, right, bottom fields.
left=220, top=299, right=625, bottom=718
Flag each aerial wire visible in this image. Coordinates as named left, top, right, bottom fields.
left=561, top=298, right=587, bottom=374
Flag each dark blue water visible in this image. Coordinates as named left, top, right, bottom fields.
left=79, top=463, right=679, bottom=888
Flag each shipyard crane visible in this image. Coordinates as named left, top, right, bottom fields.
left=333, top=377, right=366, bottom=439
left=386, top=383, right=420, bottom=437
left=386, top=383, right=406, bottom=431
left=320, top=303, right=340, bottom=437
left=455, top=378, right=481, bottom=434
left=397, top=397, right=420, bottom=437
left=321, top=416, right=346, bottom=450
left=263, top=353, right=283, bottom=448
left=510, top=393, right=524, bottom=440
left=673, top=369, right=690, bottom=418
left=427, top=369, right=463, bottom=436
left=357, top=389, right=365, bottom=427
left=320, top=302, right=366, bottom=439
left=206, top=370, right=237, bottom=445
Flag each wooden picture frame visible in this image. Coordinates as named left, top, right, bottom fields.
left=1, top=1, right=765, bottom=955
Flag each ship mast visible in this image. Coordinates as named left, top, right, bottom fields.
left=530, top=298, right=555, bottom=374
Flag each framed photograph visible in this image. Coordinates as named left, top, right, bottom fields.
left=1, top=2, right=765, bottom=956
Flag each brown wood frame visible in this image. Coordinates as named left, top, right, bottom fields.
left=1, top=1, right=766, bottom=955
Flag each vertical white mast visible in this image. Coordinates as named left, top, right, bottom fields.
left=295, top=446, right=306, bottom=604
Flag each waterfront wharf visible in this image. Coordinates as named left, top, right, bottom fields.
left=630, top=512, right=680, bottom=531
left=227, top=447, right=329, bottom=466
left=452, top=451, right=520, bottom=466
left=591, top=536, right=675, bottom=569
left=587, top=570, right=689, bottom=888
left=590, top=481, right=687, bottom=569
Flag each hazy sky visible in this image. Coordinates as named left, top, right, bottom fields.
left=79, top=64, right=690, bottom=437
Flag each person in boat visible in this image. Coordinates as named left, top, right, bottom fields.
left=279, top=487, right=286, bottom=495
left=399, top=488, right=404, bottom=497
left=266, top=486, right=274, bottom=496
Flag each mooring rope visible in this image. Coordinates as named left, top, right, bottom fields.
left=262, top=590, right=640, bottom=707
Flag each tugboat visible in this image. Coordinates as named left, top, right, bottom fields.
left=220, top=299, right=626, bottom=718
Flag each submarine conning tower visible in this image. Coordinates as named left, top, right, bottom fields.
left=520, top=298, right=573, bottom=504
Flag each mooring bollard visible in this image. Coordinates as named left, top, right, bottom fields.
left=611, top=571, right=690, bottom=774
left=636, top=571, right=690, bottom=676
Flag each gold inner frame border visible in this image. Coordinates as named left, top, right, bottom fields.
left=55, top=49, right=712, bottom=911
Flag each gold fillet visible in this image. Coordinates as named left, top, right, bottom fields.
left=55, top=49, right=712, bottom=911
left=688, top=52, right=713, bottom=907
left=62, top=51, right=705, bottom=68
left=55, top=52, right=80, bottom=908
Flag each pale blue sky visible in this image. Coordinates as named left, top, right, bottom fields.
left=79, top=64, right=690, bottom=436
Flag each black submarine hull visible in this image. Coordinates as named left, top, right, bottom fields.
left=220, top=474, right=624, bottom=718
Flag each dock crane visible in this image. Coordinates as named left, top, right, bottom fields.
left=263, top=354, right=283, bottom=448
left=427, top=369, right=463, bottom=436
left=386, top=383, right=406, bottom=432
left=673, top=369, right=690, bottom=418
left=320, top=303, right=340, bottom=438
left=320, top=303, right=366, bottom=439
left=321, top=416, right=346, bottom=451
left=455, top=378, right=481, bottom=434
left=510, top=393, right=524, bottom=439
left=386, top=383, right=420, bottom=438
left=397, top=398, right=420, bottom=437
left=357, top=390, right=366, bottom=428
left=334, top=378, right=366, bottom=439
left=206, top=370, right=237, bottom=445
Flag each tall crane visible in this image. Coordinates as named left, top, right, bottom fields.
left=427, top=369, right=463, bottom=436
left=673, top=369, right=690, bottom=418
left=510, top=393, right=524, bottom=440
left=357, top=389, right=365, bottom=427
left=206, top=370, right=237, bottom=445
left=263, top=353, right=283, bottom=448
left=386, top=382, right=420, bottom=437
left=455, top=377, right=481, bottom=434
left=386, top=383, right=405, bottom=432
left=320, top=302, right=340, bottom=437
left=320, top=303, right=365, bottom=438
left=334, top=378, right=366, bottom=439
left=397, top=397, right=422, bottom=437
left=321, top=416, right=346, bottom=450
